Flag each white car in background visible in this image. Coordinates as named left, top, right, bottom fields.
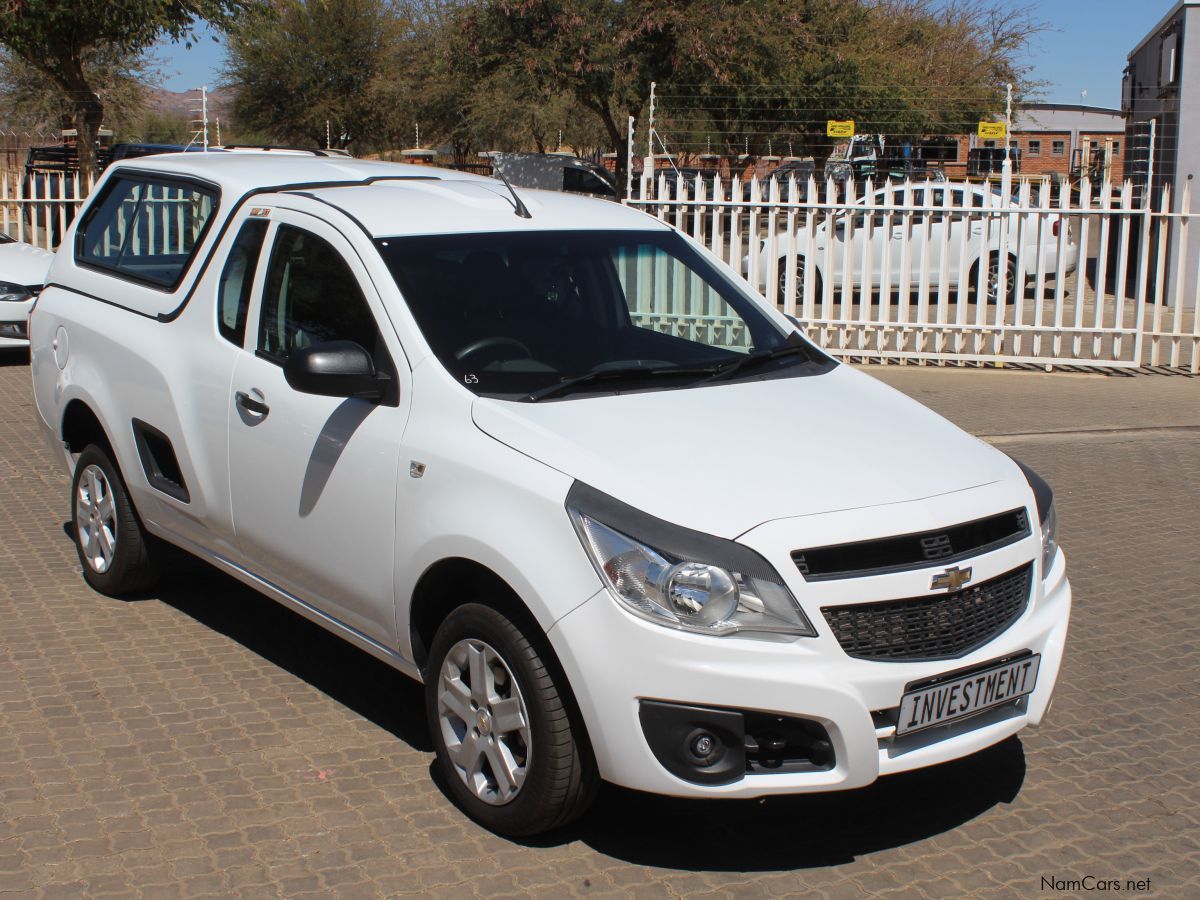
left=753, top=184, right=1079, bottom=306
left=0, top=232, right=53, bottom=348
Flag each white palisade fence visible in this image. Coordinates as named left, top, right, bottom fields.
left=3, top=163, right=1197, bottom=373
left=627, top=164, right=1200, bottom=374
left=1, top=169, right=95, bottom=252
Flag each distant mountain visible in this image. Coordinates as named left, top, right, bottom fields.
left=145, top=86, right=234, bottom=122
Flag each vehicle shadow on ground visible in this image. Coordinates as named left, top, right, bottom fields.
left=560, top=736, right=1025, bottom=869
left=75, top=530, right=1026, bottom=869
left=118, top=544, right=433, bottom=752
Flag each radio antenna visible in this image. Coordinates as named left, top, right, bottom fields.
left=459, top=110, right=531, bottom=219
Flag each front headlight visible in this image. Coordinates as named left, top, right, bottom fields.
left=1040, top=500, right=1058, bottom=576
left=1011, top=458, right=1058, bottom=579
left=0, top=282, right=33, bottom=304
left=566, top=483, right=816, bottom=637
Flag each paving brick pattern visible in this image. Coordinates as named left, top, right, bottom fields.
left=1, top=353, right=1197, bottom=897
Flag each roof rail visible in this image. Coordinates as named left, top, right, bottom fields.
left=220, top=145, right=335, bottom=156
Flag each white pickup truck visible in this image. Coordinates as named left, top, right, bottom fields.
left=28, top=153, right=1070, bottom=837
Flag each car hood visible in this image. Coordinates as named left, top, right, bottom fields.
left=471, top=364, right=1016, bottom=538
left=0, top=241, right=54, bottom=288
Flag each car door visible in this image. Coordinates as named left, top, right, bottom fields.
left=227, top=209, right=409, bottom=648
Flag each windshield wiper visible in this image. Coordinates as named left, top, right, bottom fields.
left=524, top=364, right=716, bottom=402
left=701, top=343, right=816, bottom=383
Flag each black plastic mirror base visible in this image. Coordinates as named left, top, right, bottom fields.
left=283, top=340, right=386, bottom=401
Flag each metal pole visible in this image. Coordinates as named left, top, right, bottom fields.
left=626, top=116, right=635, bottom=201
left=1146, top=118, right=1156, bottom=205
left=201, top=86, right=209, bottom=151
left=647, top=82, right=656, bottom=160
left=1004, top=83, right=1012, bottom=166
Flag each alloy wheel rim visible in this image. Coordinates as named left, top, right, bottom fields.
left=437, top=638, right=531, bottom=806
left=779, top=266, right=806, bottom=305
left=76, top=464, right=117, bottom=574
left=987, top=258, right=1013, bottom=304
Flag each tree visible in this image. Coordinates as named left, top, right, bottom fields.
left=0, top=46, right=150, bottom=135
left=0, top=1, right=244, bottom=177
left=224, top=0, right=412, bottom=150
left=455, top=0, right=1045, bottom=192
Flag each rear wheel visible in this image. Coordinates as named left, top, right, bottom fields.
left=425, top=603, right=596, bottom=836
left=71, top=444, right=161, bottom=595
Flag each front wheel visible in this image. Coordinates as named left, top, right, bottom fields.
left=71, top=444, right=162, bottom=595
left=425, top=603, right=596, bottom=836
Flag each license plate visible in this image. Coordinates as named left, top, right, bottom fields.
left=896, top=654, right=1040, bottom=736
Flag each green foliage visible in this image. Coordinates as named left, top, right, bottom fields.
left=0, top=47, right=150, bottom=132
left=0, top=0, right=245, bottom=173
left=453, top=0, right=1044, bottom=188
left=224, top=0, right=411, bottom=149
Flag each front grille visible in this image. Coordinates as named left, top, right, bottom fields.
left=821, top=564, right=1033, bottom=661
left=793, top=509, right=1029, bottom=580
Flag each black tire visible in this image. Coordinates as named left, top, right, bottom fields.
left=777, top=260, right=821, bottom=308
left=70, top=443, right=162, bottom=595
left=971, top=255, right=1020, bottom=305
left=425, top=603, right=596, bottom=837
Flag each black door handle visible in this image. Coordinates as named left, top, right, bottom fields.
left=235, top=391, right=269, bottom=417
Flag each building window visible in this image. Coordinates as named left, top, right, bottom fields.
left=1161, top=32, right=1178, bottom=86
left=1051, top=140, right=1066, bottom=156
left=1112, top=141, right=1121, bottom=157
left=1028, top=139, right=1042, bottom=157
left=983, top=139, right=997, bottom=149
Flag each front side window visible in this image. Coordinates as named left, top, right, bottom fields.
left=258, top=225, right=382, bottom=361
left=377, top=230, right=831, bottom=400
left=77, top=175, right=217, bottom=288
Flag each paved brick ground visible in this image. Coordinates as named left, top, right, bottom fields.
left=1, top=352, right=1197, bottom=898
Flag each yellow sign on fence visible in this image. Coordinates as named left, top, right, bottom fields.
left=827, top=120, right=855, bottom=138
left=977, top=121, right=1007, bottom=140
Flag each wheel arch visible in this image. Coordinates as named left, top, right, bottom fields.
left=61, top=397, right=115, bottom=456
left=409, top=557, right=539, bottom=674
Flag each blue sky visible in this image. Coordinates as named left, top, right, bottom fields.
left=155, top=1, right=1176, bottom=110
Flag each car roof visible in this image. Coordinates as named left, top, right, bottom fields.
left=306, top=179, right=662, bottom=237
left=107, top=152, right=665, bottom=238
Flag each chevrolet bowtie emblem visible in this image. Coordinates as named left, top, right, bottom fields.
left=931, top=565, right=973, bottom=591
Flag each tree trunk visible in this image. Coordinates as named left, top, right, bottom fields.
left=60, top=57, right=105, bottom=182
left=580, top=97, right=628, bottom=199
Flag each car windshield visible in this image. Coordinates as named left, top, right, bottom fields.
left=376, top=229, right=831, bottom=400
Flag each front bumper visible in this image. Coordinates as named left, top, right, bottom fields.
left=0, top=296, right=34, bottom=347
left=550, top=549, right=1070, bottom=799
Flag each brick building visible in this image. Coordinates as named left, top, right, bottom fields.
left=933, top=104, right=1125, bottom=182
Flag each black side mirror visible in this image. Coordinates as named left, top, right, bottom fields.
left=283, top=340, right=389, bottom=401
